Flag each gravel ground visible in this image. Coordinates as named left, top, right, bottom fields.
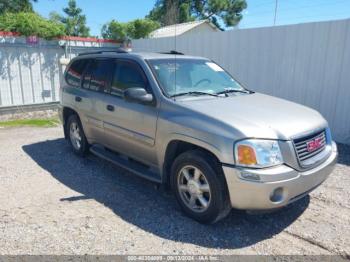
left=0, top=126, right=349, bottom=256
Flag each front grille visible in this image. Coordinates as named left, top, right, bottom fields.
left=293, top=130, right=327, bottom=165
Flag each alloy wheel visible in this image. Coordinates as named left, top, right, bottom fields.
left=177, top=165, right=211, bottom=213
left=69, top=122, right=82, bottom=150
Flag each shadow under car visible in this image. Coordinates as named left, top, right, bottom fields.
left=22, top=138, right=310, bottom=249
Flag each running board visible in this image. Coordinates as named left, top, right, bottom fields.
left=90, top=145, right=162, bottom=183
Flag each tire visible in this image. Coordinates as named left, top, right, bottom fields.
left=170, top=149, right=231, bottom=224
left=66, top=114, right=89, bottom=156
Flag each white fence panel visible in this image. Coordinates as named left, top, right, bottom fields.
left=0, top=35, right=121, bottom=108
left=0, top=48, right=12, bottom=106
left=133, top=19, right=350, bottom=144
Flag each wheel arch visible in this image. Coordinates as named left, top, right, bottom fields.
left=62, top=107, right=79, bottom=139
left=161, top=135, right=223, bottom=186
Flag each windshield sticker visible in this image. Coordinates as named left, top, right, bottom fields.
left=167, top=63, right=179, bottom=72
left=206, top=62, right=224, bottom=72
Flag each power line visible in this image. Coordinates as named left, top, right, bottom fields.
left=273, top=0, right=278, bottom=26
left=245, top=0, right=349, bottom=18
left=279, top=10, right=350, bottom=22
left=242, top=14, right=349, bottom=29
left=244, top=9, right=350, bottom=23
left=240, top=0, right=350, bottom=28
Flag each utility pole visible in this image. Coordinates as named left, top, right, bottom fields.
left=273, top=0, right=278, bottom=26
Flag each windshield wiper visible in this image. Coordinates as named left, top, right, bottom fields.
left=171, top=91, right=219, bottom=98
left=216, top=89, right=251, bottom=95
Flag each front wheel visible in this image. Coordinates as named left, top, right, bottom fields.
left=67, top=114, right=89, bottom=156
left=170, top=150, right=231, bottom=224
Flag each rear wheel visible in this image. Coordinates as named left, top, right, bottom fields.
left=170, top=150, right=231, bottom=224
left=67, top=114, right=89, bottom=156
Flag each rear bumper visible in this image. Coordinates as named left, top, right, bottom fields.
left=223, top=142, right=338, bottom=210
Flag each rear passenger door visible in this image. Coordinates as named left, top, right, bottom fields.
left=80, top=58, right=113, bottom=143
left=63, top=58, right=94, bottom=138
left=101, top=59, right=159, bottom=166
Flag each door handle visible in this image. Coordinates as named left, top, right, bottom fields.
left=106, top=105, right=115, bottom=111
left=75, top=96, right=82, bottom=102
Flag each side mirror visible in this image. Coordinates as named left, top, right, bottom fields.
left=124, top=87, right=153, bottom=104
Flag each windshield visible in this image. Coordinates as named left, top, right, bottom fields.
left=148, top=58, right=245, bottom=97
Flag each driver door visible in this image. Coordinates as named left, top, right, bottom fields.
left=100, top=59, right=159, bottom=166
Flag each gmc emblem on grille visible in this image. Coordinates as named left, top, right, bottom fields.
left=306, top=137, right=323, bottom=152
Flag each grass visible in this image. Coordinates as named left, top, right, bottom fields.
left=0, top=118, right=60, bottom=128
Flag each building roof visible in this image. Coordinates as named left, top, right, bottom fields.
left=149, top=20, right=218, bottom=38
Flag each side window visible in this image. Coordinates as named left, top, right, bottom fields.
left=82, top=59, right=113, bottom=93
left=65, top=59, right=88, bottom=87
left=82, top=59, right=92, bottom=89
left=111, top=61, right=147, bottom=96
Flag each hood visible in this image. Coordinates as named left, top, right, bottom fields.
left=178, top=93, right=328, bottom=140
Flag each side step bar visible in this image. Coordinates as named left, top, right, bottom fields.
left=90, top=145, right=162, bottom=183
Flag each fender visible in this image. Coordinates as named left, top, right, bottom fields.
left=158, top=132, right=224, bottom=177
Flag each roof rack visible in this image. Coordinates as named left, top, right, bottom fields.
left=160, top=50, right=184, bottom=55
left=78, top=48, right=129, bottom=56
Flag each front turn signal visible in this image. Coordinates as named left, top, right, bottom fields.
left=237, top=145, right=257, bottom=165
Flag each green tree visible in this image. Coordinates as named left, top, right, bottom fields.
left=0, top=12, right=65, bottom=39
left=101, top=19, right=159, bottom=41
left=126, top=19, right=160, bottom=39
left=101, top=20, right=127, bottom=41
left=0, top=0, right=37, bottom=15
left=147, top=0, right=247, bottom=29
left=147, top=0, right=178, bottom=26
left=50, top=0, right=90, bottom=37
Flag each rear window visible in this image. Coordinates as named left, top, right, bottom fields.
left=65, top=59, right=89, bottom=87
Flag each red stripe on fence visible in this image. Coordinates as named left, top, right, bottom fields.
left=0, top=31, right=121, bottom=43
left=0, top=31, right=21, bottom=36
left=60, top=36, right=122, bottom=43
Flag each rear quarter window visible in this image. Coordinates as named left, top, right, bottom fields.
left=65, top=59, right=89, bottom=87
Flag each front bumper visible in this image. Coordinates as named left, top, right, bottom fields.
left=223, top=142, right=338, bottom=210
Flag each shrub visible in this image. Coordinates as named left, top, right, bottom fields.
left=0, top=12, right=65, bottom=39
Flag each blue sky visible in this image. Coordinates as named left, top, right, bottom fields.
left=33, top=0, right=350, bottom=37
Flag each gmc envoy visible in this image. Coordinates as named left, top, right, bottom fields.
left=59, top=50, right=338, bottom=223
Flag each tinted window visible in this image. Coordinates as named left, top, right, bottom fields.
left=66, top=59, right=88, bottom=87
left=82, top=59, right=113, bottom=93
left=111, top=61, right=146, bottom=96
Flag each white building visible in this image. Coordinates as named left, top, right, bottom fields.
left=149, top=20, right=219, bottom=38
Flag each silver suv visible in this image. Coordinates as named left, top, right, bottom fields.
left=59, top=50, right=338, bottom=224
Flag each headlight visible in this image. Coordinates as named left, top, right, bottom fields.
left=234, top=139, right=283, bottom=168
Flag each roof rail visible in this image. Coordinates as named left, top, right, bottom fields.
left=160, top=50, right=184, bottom=55
left=78, top=48, right=129, bottom=56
